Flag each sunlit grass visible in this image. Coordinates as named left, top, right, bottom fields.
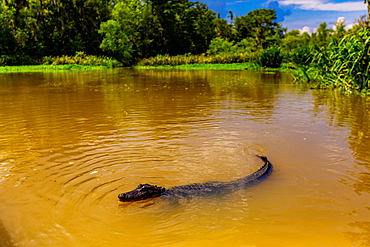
left=136, top=62, right=260, bottom=70
left=0, top=64, right=108, bottom=73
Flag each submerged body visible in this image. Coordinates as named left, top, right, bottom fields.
left=118, top=155, right=272, bottom=202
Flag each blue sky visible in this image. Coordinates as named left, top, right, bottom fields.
left=200, top=0, right=368, bottom=32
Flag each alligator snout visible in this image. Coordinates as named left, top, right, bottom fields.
left=118, top=193, right=127, bottom=200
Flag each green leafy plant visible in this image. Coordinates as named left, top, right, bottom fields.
left=313, top=28, right=370, bottom=92
left=256, top=46, right=283, bottom=68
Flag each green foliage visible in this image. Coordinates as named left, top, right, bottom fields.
left=208, top=38, right=235, bottom=54
left=0, top=0, right=114, bottom=57
left=234, top=9, right=281, bottom=48
left=281, top=30, right=311, bottom=51
left=0, top=64, right=108, bottom=73
left=256, top=46, right=283, bottom=68
left=137, top=52, right=254, bottom=66
left=213, top=17, right=233, bottom=40
left=0, top=4, right=15, bottom=54
left=313, top=28, right=370, bottom=91
left=0, top=55, right=41, bottom=66
left=0, top=0, right=369, bottom=94
left=311, top=22, right=333, bottom=47
left=208, top=37, right=256, bottom=55
left=288, top=46, right=315, bottom=81
left=137, top=62, right=258, bottom=70
left=98, top=0, right=217, bottom=64
left=290, top=46, right=314, bottom=67
left=42, top=52, right=122, bottom=67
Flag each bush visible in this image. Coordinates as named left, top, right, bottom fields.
left=313, top=28, right=370, bottom=91
left=137, top=52, right=255, bottom=66
left=0, top=55, right=41, bottom=66
left=208, top=38, right=256, bottom=55
left=42, top=52, right=122, bottom=67
left=256, top=46, right=283, bottom=68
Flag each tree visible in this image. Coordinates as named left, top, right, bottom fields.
left=333, top=18, right=346, bottom=39
left=312, top=22, right=333, bottom=47
left=0, top=3, right=16, bottom=54
left=213, top=16, right=233, bottom=40
left=281, top=30, right=311, bottom=51
left=0, top=0, right=114, bottom=57
left=99, top=0, right=217, bottom=62
left=234, top=9, right=281, bottom=48
left=99, top=0, right=147, bottom=63
left=187, top=2, right=217, bottom=54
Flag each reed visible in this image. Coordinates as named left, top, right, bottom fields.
left=0, top=52, right=122, bottom=67
left=289, top=46, right=315, bottom=82
left=137, top=52, right=255, bottom=67
left=256, top=46, right=283, bottom=68
left=43, top=52, right=122, bottom=67
left=313, top=28, right=370, bottom=94
left=136, top=62, right=259, bottom=70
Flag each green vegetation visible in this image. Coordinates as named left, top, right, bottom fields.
left=137, top=62, right=260, bottom=70
left=1, top=0, right=370, bottom=94
left=137, top=53, right=252, bottom=66
left=0, top=65, right=108, bottom=72
left=42, top=52, right=122, bottom=67
left=313, top=29, right=370, bottom=93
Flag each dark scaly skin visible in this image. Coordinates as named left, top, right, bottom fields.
left=118, top=155, right=272, bottom=202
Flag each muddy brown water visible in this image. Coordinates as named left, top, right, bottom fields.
left=0, top=69, right=369, bottom=247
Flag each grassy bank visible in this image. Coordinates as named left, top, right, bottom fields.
left=136, top=62, right=260, bottom=70
left=0, top=52, right=123, bottom=69
left=0, top=64, right=110, bottom=73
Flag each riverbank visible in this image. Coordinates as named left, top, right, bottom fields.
left=0, top=64, right=110, bottom=73
left=135, top=62, right=259, bottom=70
left=0, top=62, right=293, bottom=73
left=1, top=61, right=368, bottom=96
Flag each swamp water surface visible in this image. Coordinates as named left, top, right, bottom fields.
left=0, top=69, right=369, bottom=247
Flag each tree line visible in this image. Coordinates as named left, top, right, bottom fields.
left=0, top=0, right=369, bottom=67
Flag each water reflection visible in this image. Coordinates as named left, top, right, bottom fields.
left=346, top=220, right=370, bottom=246
left=313, top=90, right=370, bottom=194
left=0, top=69, right=369, bottom=246
left=0, top=219, right=13, bottom=247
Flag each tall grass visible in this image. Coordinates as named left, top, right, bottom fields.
left=43, top=52, right=122, bottom=67
left=137, top=62, right=260, bottom=70
left=313, top=29, right=370, bottom=93
left=0, top=64, right=108, bottom=72
left=0, top=52, right=122, bottom=67
left=289, top=46, right=315, bottom=81
left=137, top=52, right=255, bottom=66
left=256, top=46, right=283, bottom=68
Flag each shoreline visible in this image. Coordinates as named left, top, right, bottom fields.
left=0, top=64, right=109, bottom=73
left=0, top=62, right=294, bottom=73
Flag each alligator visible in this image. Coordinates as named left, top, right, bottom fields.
left=118, top=155, right=272, bottom=202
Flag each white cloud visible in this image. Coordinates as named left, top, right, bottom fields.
left=300, top=16, right=354, bottom=34
left=332, top=17, right=355, bottom=30
left=346, top=23, right=354, bottom=29
left=299, top=26, right=312, bottom=33
left=332, top=17, right=345, bottom=30
left=279, top=0, right=366, bottom=12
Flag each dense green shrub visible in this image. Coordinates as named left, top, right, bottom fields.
left=137, top=52, right=255, bottom=66
left=42, top=52, right=122, bottom=67
left=313, top=28, right=370, bottom=91
left=0, top=55, right=41, bottom=66
left=256, top=46, right=283, bottom=68
left=208, top=38, right=256, bottom=55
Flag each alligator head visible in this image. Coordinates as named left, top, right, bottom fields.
left=118, top=184, right=166, bottom=202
